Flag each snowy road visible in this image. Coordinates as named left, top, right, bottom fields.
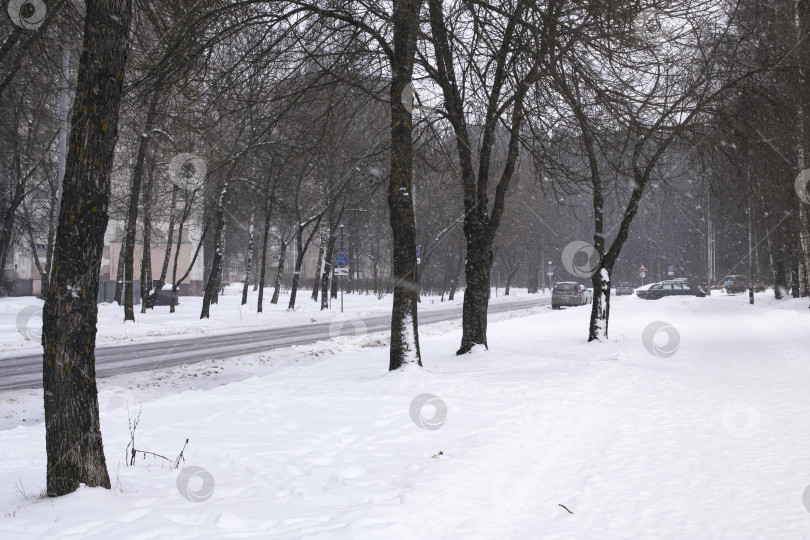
left=0, top=297, right=548, bottom=391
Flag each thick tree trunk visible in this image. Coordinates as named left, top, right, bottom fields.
left=271, top=239, right=287, bottom=305
left=589, top=266, right=611, bottom=340
left=241, top=207, right=255, bottom=305
left=201, top=180, right=229, bottom=318
left=41, top=0, right=131, bottom=497
left=427, top=0, right=533, bottom=355
left=386, top=0, right=424, bottom=370
left=458, top=227, right=492, bottom=353
left=794, top=0, right=810, bottom=304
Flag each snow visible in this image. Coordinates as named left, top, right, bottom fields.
left=0, top=284, right=544, bottom=359
left=1, top=290, right=810, bottom=538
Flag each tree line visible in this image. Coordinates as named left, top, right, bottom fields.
left=1, top=0, right=808, bottom=496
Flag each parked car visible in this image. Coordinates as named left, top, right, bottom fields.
left=721, top=274, right=747, bottom=294
left=615, top=282, right=634, bottom=296
left=636, top=280, right=707, bottom=299
left=552, top=282, right=592, bottom=309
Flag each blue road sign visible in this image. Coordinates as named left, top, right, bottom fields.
left=334, top=252, right=349, bottom=267
left=667, top=265, right=674, bottom=275
left=416, top=245, right=421, bottom=257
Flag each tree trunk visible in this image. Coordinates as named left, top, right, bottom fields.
left=288, top=229, right=304, bottom=310
left=271, top=239, right=287, bottom=305
left=0, top=177, right=26, bottom=283
left=774, top=246, right=789, bottom=298
left=146, top=185, right=178, bottom=308
left=458, top=229, right=492, bottom=352
left=41, top=0, right=131, bottom=497
left=123, top=90, right=160, bottom=321
left=200, top=180, right=229, bottom=318
left=321, top=231, right=336, bottom=310
left=139, top=162, right=155, bottom=313
left=795, top=0, right=810, bottom=304
left=212, top=227, right=225, bottom=305
left=504, top=267, right=518, bottom=296
left=170, top=223, right=206, bottom=314
left=427, top=0, right=533, bottom=355
left=288, top=214, right=324, bottom=310
left=385, top=0, right=425, bottom=369
left=241, top=206, right=255, bottom=305
left=311, top=229, right=324, bottom=302
left=448, top=253, right=463, bottom=301
left=257, top=198, right=272, bottom=313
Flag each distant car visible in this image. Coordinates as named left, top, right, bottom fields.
left=721, top=275, right=747, bottom=294
left=615, top=282, right=634, bottom=296
left=552, top=282, right=591, bottom=309
left=636, top=280, right=707, bottom=300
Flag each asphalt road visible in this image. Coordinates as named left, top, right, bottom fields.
left=1, top=297, right=549, bottom=391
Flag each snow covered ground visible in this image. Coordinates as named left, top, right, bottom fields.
left=1, top=290, right=810, bottom=538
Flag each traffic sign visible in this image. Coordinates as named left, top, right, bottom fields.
left=639, top=264, right=647, bottom=272
left=334, top=267, right=348, bottom=276
left=667, top=265, right=674, bottom=276
left=416, top=245, right=421, bottom=257
left=640, top=271, right=646, bottom=278
left=547, top=265, right=554, bottom=276
left=334, top=252, right=348, bottom=267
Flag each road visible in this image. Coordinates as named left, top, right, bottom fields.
left=1, top=297, right=549, bottom=391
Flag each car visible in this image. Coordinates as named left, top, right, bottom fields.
left=615, top=282, right=634, bottom=295
left=552, top=282, right=592, bottom=309
left=636, top=280, right=707, bottom=299
left=721, top=274, right=747, bottom=294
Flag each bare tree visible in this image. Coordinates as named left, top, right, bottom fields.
left=41, top=0, right=132, bottom=497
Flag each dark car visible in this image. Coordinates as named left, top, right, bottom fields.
left=636, top=280, right=707, bottom=300
left=552, top=282, right=591, bottom=309
left=615, top=282, right=634, bottom=296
